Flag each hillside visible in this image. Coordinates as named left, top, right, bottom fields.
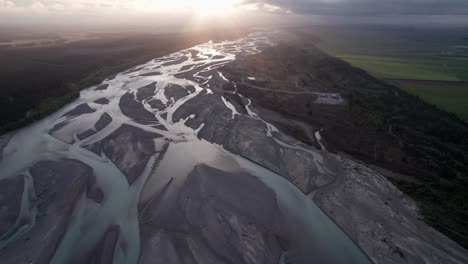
left=222, top=38, right=468, bottom=249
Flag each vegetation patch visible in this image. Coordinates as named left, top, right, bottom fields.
left=334, top=54, right=467, bottom=81
left=0, top=87, right=79, bottom=134
left=398, top=83, right=468, bottom=120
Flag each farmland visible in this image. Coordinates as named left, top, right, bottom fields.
left=397, top=81, right=468, bottom=120
left=314, top=26, right=468, bottom=120
left=335, top=54, right=468, bottom=81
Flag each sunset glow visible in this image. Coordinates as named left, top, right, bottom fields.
left=0, top=0, right=250, bottom=16
left=116, top=0, right=243, bottom=16
left=175, top=0, right=241, bottom=16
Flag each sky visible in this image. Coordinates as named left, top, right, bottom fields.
left=1, top=0, right=468, bottom=26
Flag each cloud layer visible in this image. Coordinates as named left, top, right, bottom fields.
left=242, top=0, right=468, bottom=16
left=1, top=0, right=468, bottom=25
left=3, top=0, right=468, bottom=15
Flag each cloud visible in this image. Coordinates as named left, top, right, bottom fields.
left=4, top=0, right=468, bottom=16
left=0, top=0, right=15, bottom=8
left=240, top=0, right=468, bottom=16
left=0, top=0, right=133, bottom=12
left=1, top=0, right=467, bottom=25
left=30, top=1, right=46, bottom=10
left=238, top=3, right=290, bottom=14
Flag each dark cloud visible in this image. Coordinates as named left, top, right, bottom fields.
left=242, top=0, right=468, bottom=16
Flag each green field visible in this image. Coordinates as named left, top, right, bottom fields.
left=335, top=54, right=468, bottom=81
left=314, top=26, right=468, bottom=57
left=314, top=26, right=468, bottom=120
left=398, top=83, right=468, bottom=120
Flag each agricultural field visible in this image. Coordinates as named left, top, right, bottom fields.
left=397, top=82, right=468, bottom=120
left=314, top=26, right=468, bottom=120
left=335, top=55, right=468, bottom=81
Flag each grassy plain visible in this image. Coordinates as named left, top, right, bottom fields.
left=398, top=83, right=468, bottom=120
left=336, top=54, right=468, bottom=81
